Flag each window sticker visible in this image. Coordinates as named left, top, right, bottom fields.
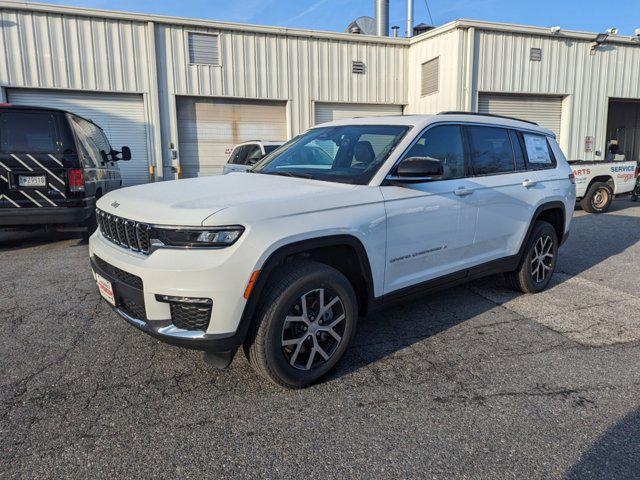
left=523, top=134, right=552, bottom=164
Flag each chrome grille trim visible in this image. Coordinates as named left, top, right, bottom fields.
left=97, top=209, right=150, bottom=254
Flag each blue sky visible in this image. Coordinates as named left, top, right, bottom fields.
left=45, top=0, right=640, bottom=36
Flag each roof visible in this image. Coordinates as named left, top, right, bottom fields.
left=3, top=1, right=640, bottom=47
left=315, top=113, right=555, bottom=136
left=0, top=103, right=104, bottom=128
left=235, top=140, right=285, bottom=147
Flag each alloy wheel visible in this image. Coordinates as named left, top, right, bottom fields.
left=281, top=288, right=346, bottom=371
left=530, top=234, right=554, bottom=283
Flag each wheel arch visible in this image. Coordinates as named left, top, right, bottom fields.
left=519, top=201, right=567, bottom=257
left=237, top=235, right=375, bottom=343
left=587, top=175, right=614, bottom=193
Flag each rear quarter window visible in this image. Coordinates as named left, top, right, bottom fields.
left=522, top=133, right=557, bottom=169
left=0, top=111, right=59, bottom=153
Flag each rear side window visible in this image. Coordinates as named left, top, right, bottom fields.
left=467, top=126, right=515, bottom=175
left=1, top=111, right=59, bottom=153
left=522, top=133, right=556, bottom=169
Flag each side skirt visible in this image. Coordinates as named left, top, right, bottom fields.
left=369, top=254, right=520, bottom=312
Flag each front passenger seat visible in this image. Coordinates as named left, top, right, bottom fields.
left=352, top=141, right=376, bottom=168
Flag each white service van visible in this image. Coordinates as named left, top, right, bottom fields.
left=89, top=113, right=575, bottom=388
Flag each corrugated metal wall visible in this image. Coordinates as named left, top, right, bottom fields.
left=405, top=29, right=462, bottom=114
left=0, top=7, right=150, bottom=92
left=474, top=30, right=640, bottom=160
left=156, top=23, right=407, bottom=147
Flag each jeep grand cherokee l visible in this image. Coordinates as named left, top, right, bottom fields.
left=89, top=113, right=575, bottom=388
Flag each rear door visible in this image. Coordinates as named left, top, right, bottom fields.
left=0, top=110, right=68, bottom=210
left=465, top=126, right=542, bottom=264
left=223, top=145, right=251, bottom=174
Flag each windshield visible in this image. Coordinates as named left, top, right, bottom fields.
left=252, top=125, right=410, bottom=185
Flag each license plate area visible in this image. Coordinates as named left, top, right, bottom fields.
left=95, top=272, right=116, bottom=306
left=18, top=175, right=47, bottom=188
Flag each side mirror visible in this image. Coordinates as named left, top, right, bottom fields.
left=389, top=157, right=444, bottom=183
left=121, top=146, right=132, bottom=161
left=246, top=155, right=264, bottom=166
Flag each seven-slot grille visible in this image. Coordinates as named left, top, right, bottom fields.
left=97, top=209, right=151, bottom=254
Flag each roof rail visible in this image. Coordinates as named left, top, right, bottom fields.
left=437, top=111, right=539, bottom=126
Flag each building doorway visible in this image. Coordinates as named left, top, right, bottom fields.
left=606, top=99, right=640, bottom=162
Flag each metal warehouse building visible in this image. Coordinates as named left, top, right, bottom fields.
left=1, top=1, right=639, bottom=185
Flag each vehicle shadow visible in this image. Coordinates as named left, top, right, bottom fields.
left=0, top=230, right=86, bottom=251
left=564, top=408, right=640, bottom=479
left=329, top=204, right=640, bottom=381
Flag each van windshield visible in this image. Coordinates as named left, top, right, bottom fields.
left=252, top=125, right=410, bottom=185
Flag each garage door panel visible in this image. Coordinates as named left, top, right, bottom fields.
left=478, top=94, right=562, bottom=138
left=177, top=97, right=287, bottom=178
left=7, top=89, right=149, bottom=186
left=314, top=102, right=403, bottom=125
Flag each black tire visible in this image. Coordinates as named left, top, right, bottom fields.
left=505, top=221, right=558, bottom=294
left=243, top=260, right=357, bottom=389
left=579, top=182, right=613, bottom=213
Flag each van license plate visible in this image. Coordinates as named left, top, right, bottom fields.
left=18, top=175, right=47, bottom=188
left=96, top=273, right=116, bottom=306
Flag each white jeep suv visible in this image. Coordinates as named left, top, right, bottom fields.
left=89, top=113, right=576, bottom=388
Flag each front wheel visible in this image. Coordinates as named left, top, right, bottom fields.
left=244, top=261, right=357, bottom=388
left=505, top=221, right=558, bottom=294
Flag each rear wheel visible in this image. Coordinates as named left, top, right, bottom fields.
left=244, top=261, right=357, bottom=389
left=580, top=182, right=613, bottom=213
left=505, top=221, right=558, bottom=294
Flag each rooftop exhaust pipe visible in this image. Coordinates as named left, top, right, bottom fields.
left=375, top=0, right=389, bottom=36
left=406, top=0, right=414, bottom=37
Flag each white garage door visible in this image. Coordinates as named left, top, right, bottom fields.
left=7, top=89, right=150, bottom=186
left=314, top=102, right=403, bottom=125
left=177, top=97, right=287, bottom=178
left=478, top=94, right=562, bottom=139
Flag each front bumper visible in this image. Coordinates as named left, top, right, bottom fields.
left=0, top=198, right=95, bottom=226
left=90, top=255, right=243, bottom=352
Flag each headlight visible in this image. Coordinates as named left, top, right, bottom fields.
left=150, top=226, right=244, bottom=249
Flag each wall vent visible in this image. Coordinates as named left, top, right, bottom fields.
left=352, top=61, right=366, bottom=74
left=421, top=57, right=439, bottom=96
left=530, top=48, right=542, bottom=61
left=188, top=32, right=220, bottom=65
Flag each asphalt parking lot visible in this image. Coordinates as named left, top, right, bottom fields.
left=2, top=200, right=640, bottom=479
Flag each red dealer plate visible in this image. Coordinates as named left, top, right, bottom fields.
left=96, top=273, right=116, bottom=306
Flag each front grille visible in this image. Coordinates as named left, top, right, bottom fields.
left=170, top=304, right=212, bottom=331
left=97, top=209, right=151, bottom=254
left=93, top=255, right=143, bottom=290
left=120, top=298, right=147, bottom=321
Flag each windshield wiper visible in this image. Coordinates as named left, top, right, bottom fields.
left=263, top=171, right=313, bottom=179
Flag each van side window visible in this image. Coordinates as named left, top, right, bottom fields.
left=404, top=125, right=466, bottom=179
left=522, top=133, right=557, bottom=169
left=467, top=126, right=515, bottom=175
left=509, top=130, right=527, bottom=171
left=1, top=111, right=59, bottom=153
left=70, top=116, right=112, bottom=156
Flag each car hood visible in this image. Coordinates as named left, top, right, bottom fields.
left=97, top=173, right=364, bottom=226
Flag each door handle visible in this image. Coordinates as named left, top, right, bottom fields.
left=454, top=187, right=474, bottom=196
left=522, top=179, right=537, bottom=188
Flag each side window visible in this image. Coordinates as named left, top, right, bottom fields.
left=404, top=125, right=466, bottom=179
left=245, top=145, right=264, bottom=165
left=1, top=111, right=59, bottom=153
left=509, top=130, right=527, bottom=171
left=522, top=133, right=556, bottom=169
left=70, top=115, right=111, bottom=154
left=229, top=146, right=249, bottom=165
left=467, top=126, right=515, bottom=175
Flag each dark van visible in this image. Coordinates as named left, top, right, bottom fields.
left=0, top=104, right=130, bottom=236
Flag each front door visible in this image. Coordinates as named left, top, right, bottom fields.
left=381, top=124, right=477, bottom=294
